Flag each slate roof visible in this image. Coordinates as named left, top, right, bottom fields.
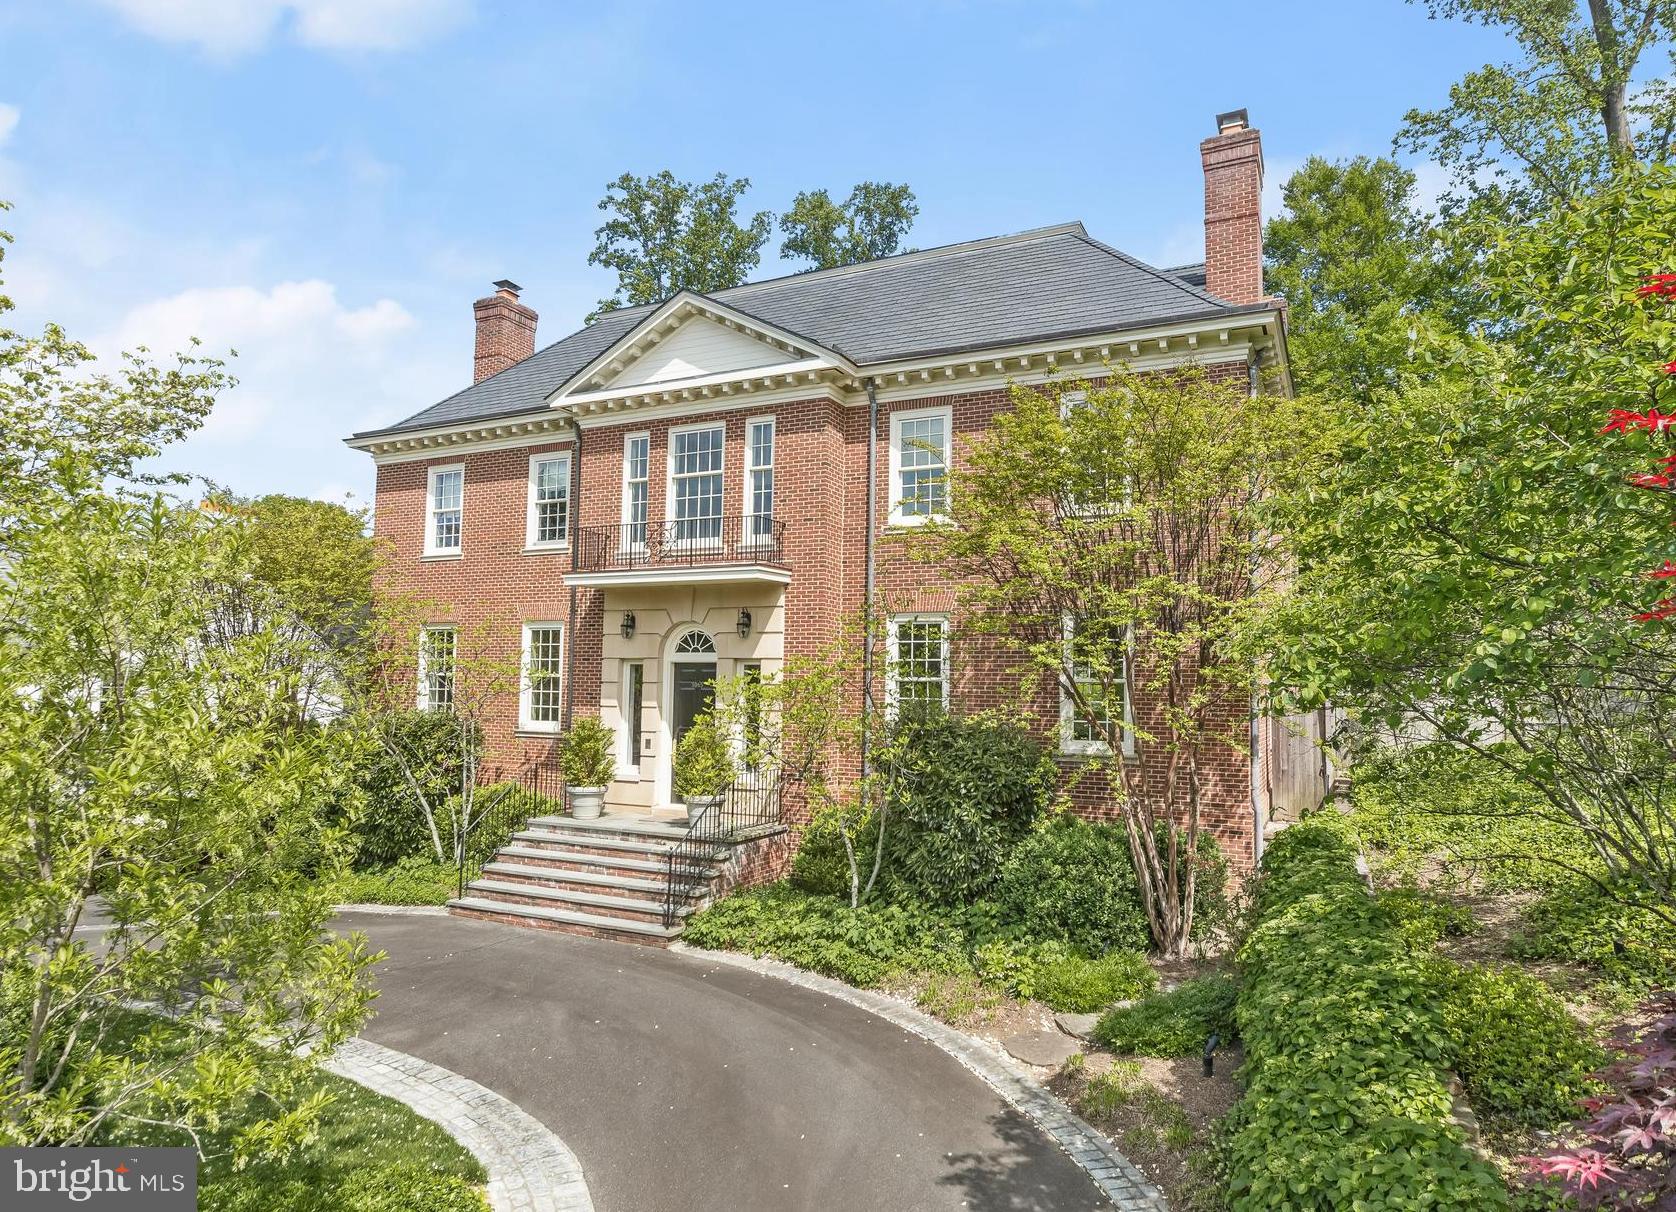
left=354, top=223, right=1256, bottom=440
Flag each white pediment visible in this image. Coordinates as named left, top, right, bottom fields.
left=607, top=314, right=795, bottom=388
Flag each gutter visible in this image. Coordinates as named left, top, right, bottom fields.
left=860, top=377, right=881, bottom=783
left=1247, top=348, right=1266, bottom=866
left=561, top=415, right=582, bottom=734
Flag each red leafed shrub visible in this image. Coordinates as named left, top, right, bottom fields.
left=1523, top=994, right=1676, bottom=1208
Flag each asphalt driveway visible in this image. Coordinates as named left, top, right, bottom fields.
left=337, top=911, right=1110, bottom=1212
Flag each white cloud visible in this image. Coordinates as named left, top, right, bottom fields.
left=0, top=104, right=19, bottom=147
left=90, top=0, right=472, bottom=57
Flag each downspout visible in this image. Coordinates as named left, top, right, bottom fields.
left=1247, top=347, right=1266, bottom=866
left=860, top=376, right=881, bottom=784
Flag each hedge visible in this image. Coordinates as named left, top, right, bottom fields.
left=1223, top=817, right=1509, bottom=1211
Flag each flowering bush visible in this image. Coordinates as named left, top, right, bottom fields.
left=1524, top=994, right=1676, bottom=1208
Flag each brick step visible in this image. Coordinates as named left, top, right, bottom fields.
left=479, top=861, right=702, bottom=898
left=447, top=896, right=682, bottom=946
left=492, top=845, right=721, bottom=881
left=465, top=878, right=695, bottom=924
left=526, top=814, right=690, bottom=842
left=508, top=830, right=686, bottom=860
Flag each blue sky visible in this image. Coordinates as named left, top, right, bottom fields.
left=0, top=1, right=1511, bottom=506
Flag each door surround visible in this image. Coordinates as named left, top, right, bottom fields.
left=656, top=626, right=718, bottom=807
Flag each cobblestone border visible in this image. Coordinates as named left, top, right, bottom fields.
left=671, top=943, right=1169, bottom=1211
left=326, top=1037, right=594, bottom=1212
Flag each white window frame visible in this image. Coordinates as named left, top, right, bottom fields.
left=618, top=660, right=645, bottom=778
left=743, top=415, right=775, bottom=544
left=1059, top=614, right=1134, bottom=758
left=518, top=622, right=566, bottom=734
left=885, top=613, right=950, bottom=716
left=416, top=625, right=456, bottom=711
left=1061, top=388, right=1131, bottom=516
left=524, top=453, right=571, bottom=551
left=423, top=463, right=465, bottom=557
left=667, top=420, right=726, bottom=549
left=621, top=432, right=651, bottom=553
left=888, top=405, right=953, bottom=527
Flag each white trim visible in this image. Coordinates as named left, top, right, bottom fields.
left=524, top=451, right=571, bottom=551
left=1058, top=614, right=1135, bottom=758
left=423, top=463, right=465, bottom=557
left=743, top=414, right=775, bottom=540
left=518, top=621, right=566, bottom=734
left=620, top=431, right=651, bottom=552
left=666, top=419, right=726, bottom=550
left=885, top=613, right=950, bottom=716
left=887, top=405, right=953, bottom=528
left=570, top=381, right=844, bottom=430
left=348, top=417, right=573, bottom=459
left=564, top=565, right=791, bottom=589
left=416, top=625, right=456, bottom=711
left=618, top=660, right=646, bottom=780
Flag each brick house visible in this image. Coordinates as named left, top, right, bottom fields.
left=348, top=111, right=1317, bottom=941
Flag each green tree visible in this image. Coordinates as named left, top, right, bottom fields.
left=0, top=483, right=377, bottom=1150
left=1264, top=156, right=1454, bottom=396
left=1255, top=169, right=1676, bottom=924
left=914, top=367, right=1320, bottom=958
left=778, top=182, right=918, bottom=270
left=1398, top=0, right=1676, bottom=215
left=588, top=171, right=771, bottom=316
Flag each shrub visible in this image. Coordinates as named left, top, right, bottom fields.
left=674, top=715, right=733, bottom=800
left=1094, top=975, right=1239, bottom=1058
left=1434, top=961, right=1603, bottom=1128
left=442, top=781, right=559, bottom=866
left=972, top=939, right=1155, bottom=1012
left=559, top=716, right=617, bottom=787
left=326, top=856, right=457, bottom=907
left=1379, top=886, right=1477, bottom=947
left=1224, top=816, right=1509, bottom=1211
left=994, top=817, right=1150, bottom=953
left=1509, top=879, right=1676, bottom=994
left=682, top=883, right=968, bottom=987
left=789, top=807, right=887, bottom=898
left=881, top=710, right=1056, bottom=904
left=353, top=710, right=478, bottom=865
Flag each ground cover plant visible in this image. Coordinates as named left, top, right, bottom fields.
left=1093, top=975, right=1238, bottom=1059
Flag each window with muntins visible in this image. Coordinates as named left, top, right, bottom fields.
left=746, top=418, right=774, bottom=540
left=418, top=626, right=456, bottom=710
left=1060, top=615, right=1130, bottom=756
left=891, top=409, right=950, bottom=524
left=671, top=424, right=724, bottom=543
left=521, top=624, right=564, bottom=730
left=623, top=434, right=650, bottom=548
left=426, top=466, right=463, bottom=554
left=528, top=455, right=570, bottom=548
left=889, top=616, right=949, bottom=711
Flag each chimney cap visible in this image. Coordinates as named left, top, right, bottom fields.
left=492, top=278, right=523, bottom=296
left=1215, top=108, right=1250, bottom=134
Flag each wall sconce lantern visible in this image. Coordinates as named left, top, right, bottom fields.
left=736, top=609, right=752, bottom=639
left=620, top=611, right=636, bottom=640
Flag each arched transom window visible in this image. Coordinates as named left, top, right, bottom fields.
left=674, top=630, right=717, bottom=655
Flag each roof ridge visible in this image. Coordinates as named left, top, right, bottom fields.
left=1073, top=233, right=1230, bottom=308
left=716, top=221, right=1090, bottom=299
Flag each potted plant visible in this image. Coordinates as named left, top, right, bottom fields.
left=673, top=714, right=733, bottom=822
left=560, top=715, right=617, bottom=820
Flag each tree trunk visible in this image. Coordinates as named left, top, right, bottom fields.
left=1587, top=0, right=1636, bottom=158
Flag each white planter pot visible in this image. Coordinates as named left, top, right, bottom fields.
left=569, top=786, right=605, bottom=820
left=681, top=794, right=723, bottom=824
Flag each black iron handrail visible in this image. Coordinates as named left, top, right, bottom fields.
left=576, top=514, right=788, bottom=573
left=456, top=751, right=565, bottom=899
left=662, top=769, right=782, bottom=927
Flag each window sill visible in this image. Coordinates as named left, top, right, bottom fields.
left=514, top=727, right=562, bottom=738
left=421, top=551, right=463, bottom=562
left=521, top=544, right=571, bottom=557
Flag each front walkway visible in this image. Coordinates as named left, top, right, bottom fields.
left=336, top=911, right=1131, bottom=1212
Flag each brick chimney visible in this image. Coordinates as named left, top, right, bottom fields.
left=1200, top=109, right=1264, bottom=305
left=472, top=279, right=537, bottom=382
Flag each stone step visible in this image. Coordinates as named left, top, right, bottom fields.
left=447, top=896, right=683, bottom=946
left=479, top=860, right=701, bottom=898
left=465, top=878, right=695, bottom=924
left=526, top=814, right=690, bottom=841
left=492, top=845, right=721, bottom=880
left=510, top=829, right=684, bottom=859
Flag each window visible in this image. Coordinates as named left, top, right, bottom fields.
left=886, top=615, right=949, bottom=713
left=417, top=626, right=456, bottom=711
left=1060, top=615, right=1131, bottom=756
left=526, top=454, right=570, bottom=549
left=745, top=417, right=775, bottom=541
left=425, top=465, right=464, bottom=555
left=622, top=662, right=645, bottom=773
left=1060, top=390, right=1125, bottom=514
left=520, top=624, right=565, bottom=732
left=674, top=629, right=717, bottom=654
left=670, top=423, right=724, bottom=544
left=889, top=407, right=951, bottom=526
left=740, top=661, right=764, bottom=771
left=622, top=433, right=650, bottom=549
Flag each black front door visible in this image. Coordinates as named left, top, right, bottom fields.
left=670, top=662, right=715, bottom=751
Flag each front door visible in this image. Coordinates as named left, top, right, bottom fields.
left=670, top=661, right=715, bottom=753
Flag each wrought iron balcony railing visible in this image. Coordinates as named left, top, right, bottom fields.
left=575, top=514, right=788, bottom=573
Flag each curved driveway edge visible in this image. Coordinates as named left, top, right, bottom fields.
left=671, top=943, right=1168, bottom=1212
left=326, top=1036, right=595, bottom=1212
